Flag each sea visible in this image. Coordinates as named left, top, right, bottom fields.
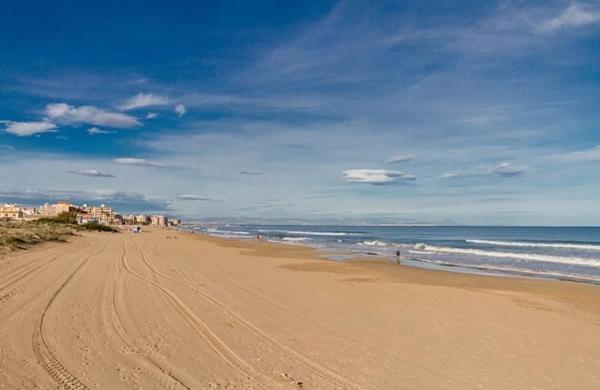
left=186, top=224, right=600, bottom=284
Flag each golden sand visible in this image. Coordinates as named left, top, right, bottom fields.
left=1, top=228, right=599, bottom=389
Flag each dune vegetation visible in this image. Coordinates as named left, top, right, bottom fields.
left=1, top=212, right=118, bottom=254
left=0, top=221, right=74, bottom=253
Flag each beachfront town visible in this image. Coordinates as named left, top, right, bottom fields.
left=0, top=201, right=181, bottom=227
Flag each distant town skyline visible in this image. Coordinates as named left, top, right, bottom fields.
left=1, top=1, right=600, bottom=225
left=1, top=200, right=179, bottom=227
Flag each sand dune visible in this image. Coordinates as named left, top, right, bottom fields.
left=1, top=228, right=599, bottom=389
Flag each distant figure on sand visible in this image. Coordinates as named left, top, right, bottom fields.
left=256, top=234, right=261, bottom=241
left=396, top=248, right=401, bottom=264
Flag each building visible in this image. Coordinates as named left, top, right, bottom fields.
left=0, top=204, right=23, bottom=220
left=1, top=199, right=182, bottom=227
left=21, top=207, right=39, bottom=221
left=150, top=215, right=167, bottom=226
left=76, top=214, right=96, bottom=225
left=21, top=207, right=38, bottom=217
left=84, top=204, right=114, bottom=225
left=39, top=201, right=79, bottom=217
left=168, top=218, right=181, bottom=226
left=123, top=214, right=136, bottom=224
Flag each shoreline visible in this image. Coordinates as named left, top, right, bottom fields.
left=189, top=226, right=600, bottom=287
left=192, top=230, right=600, bottom=317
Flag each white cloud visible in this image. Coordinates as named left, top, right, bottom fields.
left=113, top=157, right=166, bottom=167
left=554, top=145, right=600, bottom=162
left=343, top=169, right=416, bottom=185
left=177, top=194, right=222, bottom=202
left=45, top=103, right=141, bottom=128
left=87, top=127, right=114, bottom=135
left=492, top=162, right=527, bottom=177
left=1, top=120, right=57, bottom=137
left=538, top=4, right=600, bottom=33
left=441, top=171, right=481, bottom=179
left=240, top=171, right=263, bottom=175
left=119, top=93, right=170, bottom=111
left=385, top=155, right=413, bottom=164
left=442, top=162, right=527, bottom=179
left=146, top=112, right=158, bottom=119
left=68, top=169, right=115, bottom=178
left=174, top=104, right=187, bottom=118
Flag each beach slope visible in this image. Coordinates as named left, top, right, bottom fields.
left=1, top=229, right=599, bottom=389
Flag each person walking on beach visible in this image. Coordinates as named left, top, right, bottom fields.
left=396, top=248, right=401, bottom=264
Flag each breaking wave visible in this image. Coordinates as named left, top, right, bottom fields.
left=360, top=240, right=389, bottom=247
left=410, top=245, right=600, bottom=268
left=466, top=239, right=600, bottom=251
left=258, top=229, right=354, bottom=237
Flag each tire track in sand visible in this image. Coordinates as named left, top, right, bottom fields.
left=108, top=243, right=191, bottom=389
left=0, top=241, right=92, bottom=294
left=138, top=238, right=362, bottom=390
left=32, top=242, right=107, bottom=390
left=121, top=239, right=280, bottom=389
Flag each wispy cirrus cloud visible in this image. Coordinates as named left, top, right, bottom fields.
left=68, top=169, right=115, bottom=178
left=45, top=103, right=141, bottom=128
left=113, top=157, right=166, bottom=167
left=492, top=162, right=527, bottom=177
left=87, top=127, right=115, bottom=135
left=240, top=171, right=263, bottom=175
left=441, top=171, right=482, bottom=180
left=385, top=155, right=413, bottom=164
left=1, top=2, right=599, bottom=225
left=177, top=194, right=222, bottom=202
left=343, top=169, right=416, bottom=185
left=538, top=4, right=600, bottom=33
left=553, top=145, right=600, bottom=162
left=1, top=120, right=58, bottom=137
left=442, top=162, right=527, bottom=179
left=0, top=144, right=16, bottom=151
left=119, top=92, right=170, bottom=111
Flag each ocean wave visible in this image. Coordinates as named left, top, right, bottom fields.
left=258, top=229, right=353, bottom=236
left=466, top=239, right=600, bottom=251
left=410, top=257, right=600, bottom=283
left=208, top=229, right=250, bottom=235
left=208, top=233, right=252, bottom=239
left=282, top=237, right=310, bottom=242
left=410, top=245, right=600, bottom=267
left=360, top=240, right=389, bottom=247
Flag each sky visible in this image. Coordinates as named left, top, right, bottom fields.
left=1, top=0, right=599, bottom=225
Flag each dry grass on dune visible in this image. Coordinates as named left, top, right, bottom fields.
left=0, top=221, right=75, bottom=253
left=1, top=212, right=120, bottom=255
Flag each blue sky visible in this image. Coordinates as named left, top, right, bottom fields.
left=1, top=0, right=599, bottom=225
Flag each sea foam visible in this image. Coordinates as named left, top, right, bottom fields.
left=410, top=245, right=600, bottom=267
left=466, top=239, right=600, bottom=251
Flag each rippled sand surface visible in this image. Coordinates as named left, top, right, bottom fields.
left=1, top=228, right=599, bottom=389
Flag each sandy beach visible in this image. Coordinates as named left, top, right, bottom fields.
left=1, top=228, right=599, bottom=389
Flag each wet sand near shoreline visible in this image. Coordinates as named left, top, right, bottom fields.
left=1, top=228, right=599, bottom=389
